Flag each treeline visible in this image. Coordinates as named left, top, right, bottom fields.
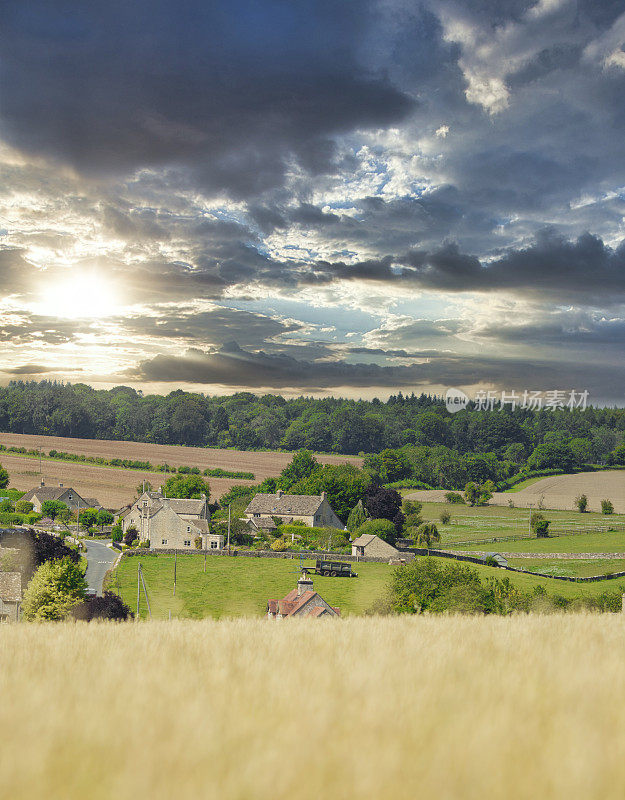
left=2, top=380, right=625, bottom=460
left=0, top=444, right=254, bottom=480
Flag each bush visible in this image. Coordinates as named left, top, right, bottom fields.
left=271, top=537, right=287, bottom=551
left=14, top=500, right=34, bottom=514
left=414, top=522, right=441, bottom=549
left=534, top=519, right=550, bottom=538
left=124, top=525, right=139, bottom=546
left=402, top=500, right=423, bottom=516
left=440, top=511, right=451, bottom=525
left=601, top=499, right=614, bottom=515
left=111, top=524, right=123, bottom=543
left=445, top=491, right=465, bottom=504
left=575, top=494, right=588, bottom=513
left=72, top=591, right=133, bottom=621
left=22, top=557, right=87, bottom=621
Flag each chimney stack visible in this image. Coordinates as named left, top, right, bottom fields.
left=59, top=482, right=63, bottom=488
left=297, top=570, right=314, bottom=597
left=40, top=478, right=45, bottom=487
left=321, top=491, right=327, bottom=501
left=277, top=489, right=284, bottom=498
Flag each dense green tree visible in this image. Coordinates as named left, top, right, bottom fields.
left=277, top=450, right=319, bottom=491
left=79, top=508, right=99, bottom=528
left=354, top=518, right=397, bottom=545
left=41, top=500, right=69, bottom=519
left=292, top=463, right=370, bottom=522
left=346, top=500, right=367, bottom=533
left=0, top=463, right=8, bottom=489
left=162, top=474, right=210, bottom=499
left=22, top=557, right=87, bottom=621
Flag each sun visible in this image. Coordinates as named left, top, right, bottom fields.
left=44, top=272, right=120, bottom=319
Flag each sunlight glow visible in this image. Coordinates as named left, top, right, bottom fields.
left=43, top=273, right=120, bottom=319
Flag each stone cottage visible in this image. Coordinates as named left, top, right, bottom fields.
left=118, top=490, right=223, bottom=551
left=244, top=490, right=343, bottom=529
left=0, top=571, right=21, bottom=622
left=267, top=572, right=340, bottom=619
left=351, top=533, right=400, bottom=559
left=21, top=480, right=101, bottom=514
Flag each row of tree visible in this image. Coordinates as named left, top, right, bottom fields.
left=2, top=380, right=625, bottom=457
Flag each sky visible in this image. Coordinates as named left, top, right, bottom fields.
left=1, top=0, right=625, bottom=402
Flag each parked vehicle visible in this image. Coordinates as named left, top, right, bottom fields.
left=312, top=559, right=357, bottom=578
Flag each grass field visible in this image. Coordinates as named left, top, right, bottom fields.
left=109, top=554, right=391, bottom=619
left=506, top=558, right=625, bottom=577
left=451, top=531, right=625, bottom=554
left=0, top=432, right=360, bottom=508
left=3, top=616, right=625, bottom=800
left=108, top=550, right=625, bottom=614
left=419, top=501, right=625, bottom=547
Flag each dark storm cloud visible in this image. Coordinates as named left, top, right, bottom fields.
left=301, top=231, right=625, bottom=304
left=121, top=306, right=302, bottom=349
left=133, top=340, right=625, bottom=402
left=0, top=364, right=81, bottom=375
left=0, top=1, right=414, bottom=197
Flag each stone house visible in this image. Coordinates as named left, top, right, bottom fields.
left=118, top=490, right=223, bottom=551
left=0, top=571, right=21, bottom=622
left=351, top=533, right=400, bottom=559
left=244, top=490, right=343, bottom=530
left=267, top=572, right=340, bottom=619
left=21, top=480, right=101, bottom=514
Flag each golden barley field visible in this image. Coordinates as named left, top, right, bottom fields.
left=2, top=616, right=625, bottom=800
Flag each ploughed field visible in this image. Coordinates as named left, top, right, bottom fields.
left=0, top=432, right=361, bottom=508
left=409, top=469, right=625, bottom=513
left=3, top=616, right=625, bottom=800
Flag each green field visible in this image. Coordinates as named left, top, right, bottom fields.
left=108, top=550, right=625, bottom=618
left=109, top=554, right=392, bottom=619
left=506, top=558, right=625, bottom=577
left=418, top=501, right=625, bottom=548
left=451, top=530, right=625, bottom=553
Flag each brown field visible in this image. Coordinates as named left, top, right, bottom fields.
left=409, top=470, right=625, bottom=513
left=3, top=616, right=625, bottom=800
left=0, top=432, right=360, bottom=509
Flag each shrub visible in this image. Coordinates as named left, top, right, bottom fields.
left=601, top=499, right=614, bottom=515
left=440, top=511, right=451, bottom=525
left=404, top=512, right=423, bottom=528
left=22, top=557, right=87, bottom=621
left=124, top=525, right=139, bottom=546
left=354, top=518, right=397, bottom=545
left=575, top=494, right=588, bottom=513
left=72, top=591, right=133, bottom=621
left=535, top=519, right=550, bottom=538
left=414, top=522, right=441, bottom=549
left=445, top=491, right=465, bottom=504
left=271, top=537, right=287, bottom=551
left=14, top=500, right=34, bottom=514
left=402, top=500, right=423, bottom=516
left=111, top=524, right=123, bottom=543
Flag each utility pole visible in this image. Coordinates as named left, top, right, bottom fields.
left=227, top=504, right=231, bottom=553
left=173, top=552, right=177, bottom=596
left=38, top=446, right=42, bottom=474
left=137, top=563, right=141, bottom=619
left=528, top=503, right=533, bottom=535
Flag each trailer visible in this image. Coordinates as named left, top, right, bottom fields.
left=312, top=559, right=358, bottom=578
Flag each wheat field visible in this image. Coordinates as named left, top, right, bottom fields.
left=1, top=616, right=625, bottom=800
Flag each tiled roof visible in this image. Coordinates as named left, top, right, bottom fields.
left=248, top=517, right=277, bottom=531
left=351, top=533, right=378, bottom=547
left=189, top=519, right=210, bottom=533
left=168, top=498, right=206, bottom=515
left=83, top=497, right=102, bottom=509
left=246, top=493, right=323, bottom=516
left=22, top=487, right=68, bottom=503
left=0, top=571, right=21, bottom=603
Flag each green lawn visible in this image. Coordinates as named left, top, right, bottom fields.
left=506, top=558, right=625, bottom=577
left=451, top=530, right=625, bottom=553
left=109, top=554, right=392, bottom=620
left=108, top=550, right=625, bottom=618
left=417, top=501, right=625, bottom=548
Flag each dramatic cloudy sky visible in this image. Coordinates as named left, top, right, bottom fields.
left=1, top=0, right=625, bottom=400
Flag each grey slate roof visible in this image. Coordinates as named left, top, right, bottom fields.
left=351, top=533, right=378, bottom=547
left=245, top=493, right=324, bottom=517
left=0, top=571, right=21, bottom=602
left=167, top=498, right=207, bottom=515
left=22, top=487, right=70, bottom=503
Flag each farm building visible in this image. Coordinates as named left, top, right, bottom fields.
left=118, top=490, right=223, bottom=551
left=351, top=533, right=400, bottom=560
left=244, top=490, right=343, bottom=529
left=267, top=572, right=340, bottom=619
left=21, top=480, right=101, bottom=513
left=0, top=571, right=21, bottom=622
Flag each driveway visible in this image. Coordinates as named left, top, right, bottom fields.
left=84, top=540, right=119, bottom=596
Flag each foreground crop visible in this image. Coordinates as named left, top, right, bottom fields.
left=1, top=616, right=625, bottom=799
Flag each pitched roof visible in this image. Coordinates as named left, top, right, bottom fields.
left=268, top=587, right=340, bottom=618
left=83, top=498, right=102, bottom=509
left=0, top=571, right=21, bottom=603
left=247, top=517, right=277, bottom=531
left=168, top=498, right=206, bottom=515
left=131, top=494, right=207, bottom=519
left=22, top=487, right=69, bottom=503
left=189, top=519, right=210, bottom=533
left=245, top=492, right=324, bottom=517
left=351, top=533, right=378, bottom=547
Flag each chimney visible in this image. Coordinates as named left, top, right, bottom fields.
left=277, top=489, right=284, bottom=498
left=40, top=478, right=45, bottom=487
left=321, top=491, right=327, bottom=501
left=59, top=482, right=63, bottom=488
left=297, top=570, right=314, bottom=597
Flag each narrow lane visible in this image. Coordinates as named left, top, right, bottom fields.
left=84, top=540, right=119, bottom=595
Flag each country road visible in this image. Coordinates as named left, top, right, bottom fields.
left=84, top=540, right=118, bottom=596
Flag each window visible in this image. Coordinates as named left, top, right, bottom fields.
left=184, top=540, right=191, bottom=547
left=187, top=526, right=191, bottom=533
left=68, top=494, right=73, bottom=501
left=210, top=541, right=218, bottom=549
left=253, top=513, right=260, bottom=517
left=162, top=539, right=167, bottom=545
left=143, top=501, right=148, bottom=508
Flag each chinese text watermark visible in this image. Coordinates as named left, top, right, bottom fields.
left=445, top=388, right=589, bottom=414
